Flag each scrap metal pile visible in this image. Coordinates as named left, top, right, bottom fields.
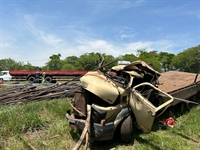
left=0, top=82, right=79, bottom=106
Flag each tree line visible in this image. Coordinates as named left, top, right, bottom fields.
left=0, top=45, right=199, bottom=73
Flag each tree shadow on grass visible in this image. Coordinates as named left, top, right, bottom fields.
left=171, top=131, right=200, bottom=144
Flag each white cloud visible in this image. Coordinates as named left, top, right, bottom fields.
left=115, top=26, right=136, bottom=41
left=24, top=14, right=65, bottom=47
left=61, top=39, right=175, bottom=61
left=38, top=31, right=64, bottom=46
left=1, top=1, right=198, bottom=67
left=75, top=40, right=119, bottom=56
left=1, top=42, right=13, bottom=49
left=114, top=40, right=173, bottom=56
left=120, top=0, right=145, bottom=9
left=120, top=34, right=135, bottom=40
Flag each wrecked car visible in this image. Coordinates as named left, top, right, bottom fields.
left=66, top=54, right=173, bottom=143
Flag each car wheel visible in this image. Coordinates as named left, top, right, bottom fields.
left=120, top=115, right=132, bottom=142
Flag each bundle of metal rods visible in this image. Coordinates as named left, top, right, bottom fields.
left=0, top=82, right=79, bottom=106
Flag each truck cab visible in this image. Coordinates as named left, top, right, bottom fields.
left=0, top=71, right=12, bottom=81
left=66, top=54, right=174, bottom=142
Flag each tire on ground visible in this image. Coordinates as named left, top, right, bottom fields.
left=28, top=76, right=35, bottom=83
left=120, top=115, right=132, bottom=142
left=45, top=76, right=52, bottom=83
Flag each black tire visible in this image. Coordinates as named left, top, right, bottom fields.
left=120, top=115, right=132, bottom=142
left=52, top=80, right=57, bottom=84
left=45, top=76, right=52, bottom=83
left=28, top=76, right=35, bottom=83
left=197, top=91, right=200, bottom=100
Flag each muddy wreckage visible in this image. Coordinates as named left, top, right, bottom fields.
left=66, top=54, right=199, bottom=145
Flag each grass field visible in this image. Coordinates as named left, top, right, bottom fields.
left=0, top=98, right=200, bottom=150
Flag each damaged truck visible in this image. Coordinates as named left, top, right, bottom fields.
left=66, top=53, right=175, bottom=144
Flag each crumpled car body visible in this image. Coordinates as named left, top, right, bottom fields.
left=66, top=59, right=173, bottom=142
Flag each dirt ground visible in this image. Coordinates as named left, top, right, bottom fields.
left=0, top=84, right=14, bottom=91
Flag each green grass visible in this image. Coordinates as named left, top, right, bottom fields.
left=0, top=98, right=200, bottom=150
left=0, top=98, right=78, bottom=150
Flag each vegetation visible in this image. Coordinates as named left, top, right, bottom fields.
left=171, top=46, right=200, bottom=73
left=0, top=98, right=199, bottom=150
left=0, top=98, right=78, bottom=150
left=0, top=45, right=199, bottom=73
left=158, top=52, right=175, bottom=72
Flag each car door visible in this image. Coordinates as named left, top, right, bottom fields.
left=129, top=82, right=173, bottom=132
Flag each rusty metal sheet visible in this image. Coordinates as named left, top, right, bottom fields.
left=158, top=71, right=200, bottom=93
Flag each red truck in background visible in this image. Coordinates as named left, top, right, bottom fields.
left=9, top=70, right=88, bottom=83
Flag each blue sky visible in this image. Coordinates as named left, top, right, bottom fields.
left=0, top=0, right=199, bottom=66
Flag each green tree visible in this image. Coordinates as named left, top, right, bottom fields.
left=46, top=54, right=62, bottom=70
left=0, top=58, right=23, bottom=70
left=121, top=54, right=138, bottom=63
left=64, top=56, right=78, bottom=64
left=61, top=63, right=77, bottom=70
left=158, top=52, right=175, bottom=72
left=102, top=54, right=116, bottom=69
left=75, top=53, right=99, bottom=70
left=138, top=50, right=162, bottom=72
left=61, top=56, right=78, bottom=70
left=23, top=62, right=38, bottom=70
left=115, top=54, right=138, bottom=67
left=171, top=45, right=200, bottom=73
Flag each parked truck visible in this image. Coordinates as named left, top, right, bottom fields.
left=9, top=70, right=88, bottom=83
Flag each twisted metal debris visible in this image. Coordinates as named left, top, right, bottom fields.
left=0, top=82, right=79, bottom=106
